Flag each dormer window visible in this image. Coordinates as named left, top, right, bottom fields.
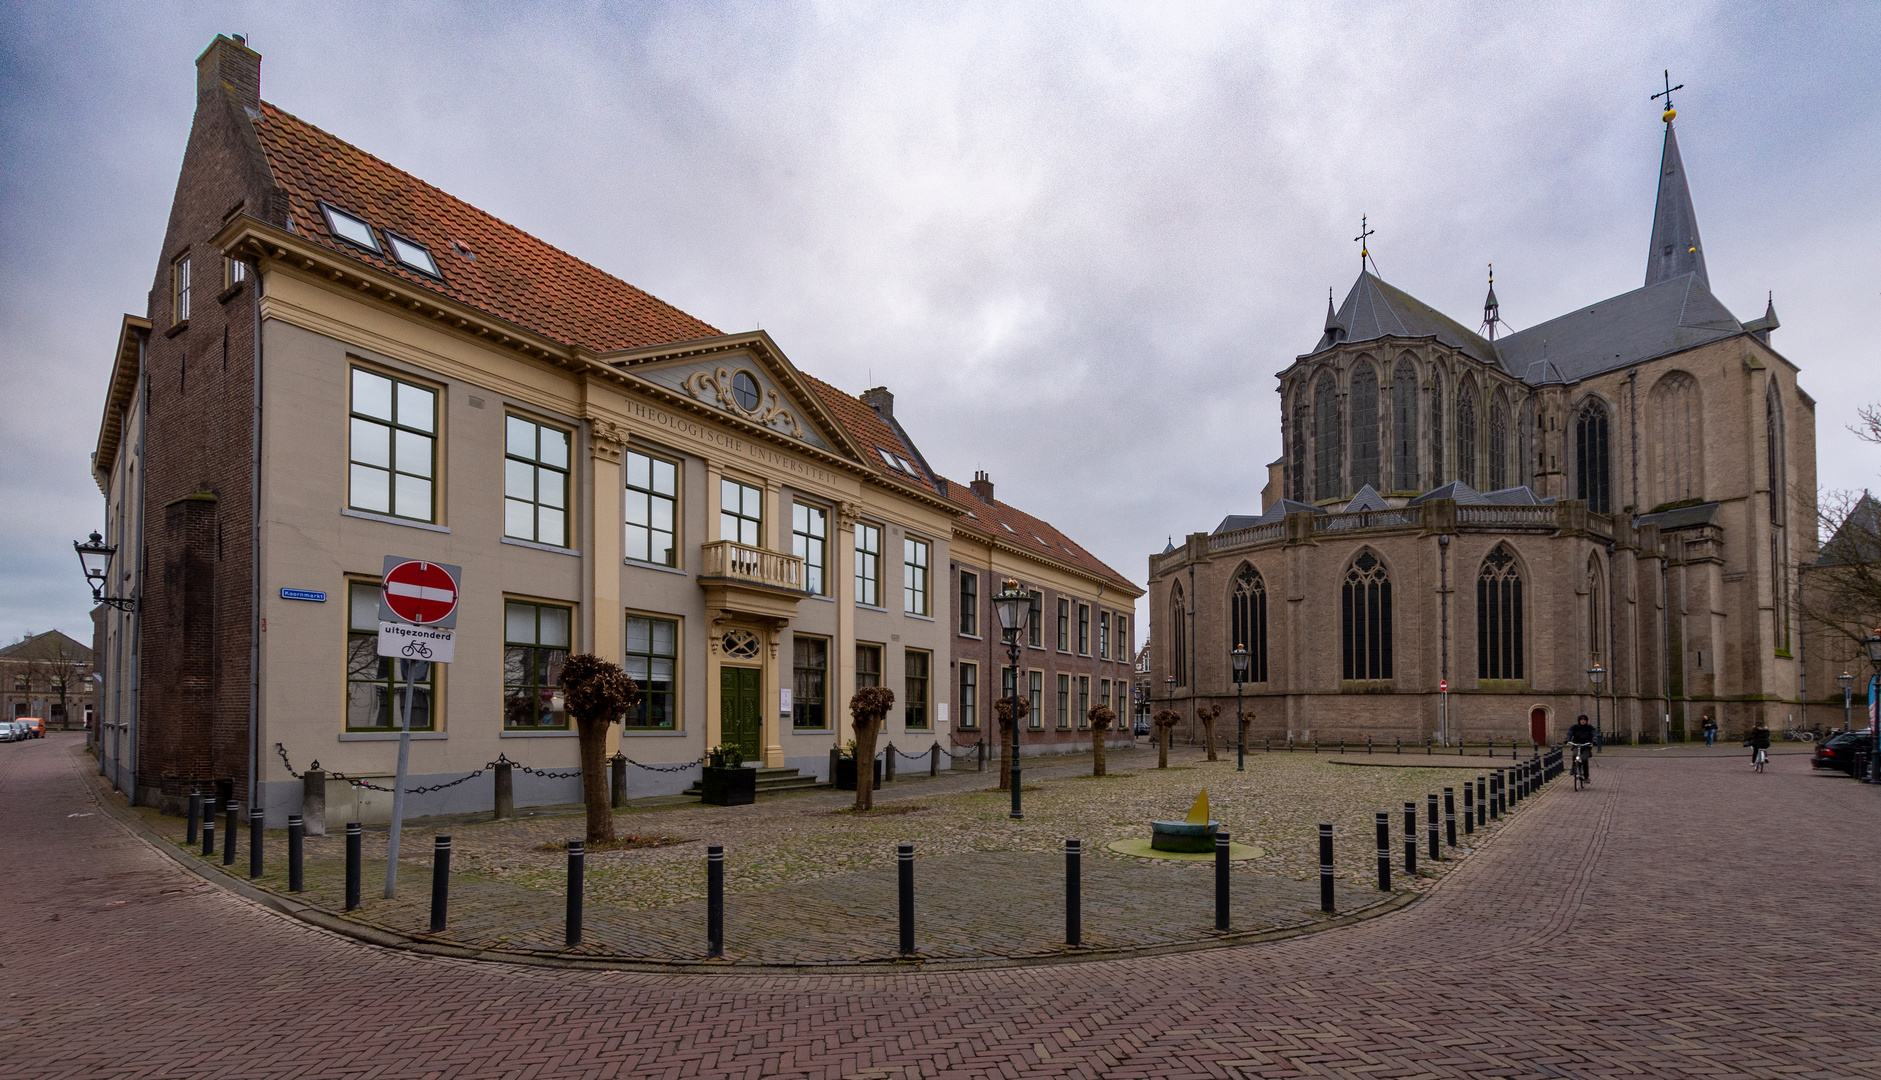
left=319, top=203, right=380, bottom=252
left=386, top=232, right=441, bottom=278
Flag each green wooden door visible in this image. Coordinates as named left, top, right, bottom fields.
left=720, top=667, right=762, bottom=761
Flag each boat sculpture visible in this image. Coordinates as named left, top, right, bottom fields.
left=1150, top=790, right=1219, bottom=853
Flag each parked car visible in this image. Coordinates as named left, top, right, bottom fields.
left=21, top=718, right=45, bottom=738
left=0, top=722, right=19, bottom=743
left=1812, top=730, right=1874, bottom=775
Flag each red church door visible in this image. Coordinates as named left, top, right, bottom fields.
left=1530, top=708, right=1548, bottom=746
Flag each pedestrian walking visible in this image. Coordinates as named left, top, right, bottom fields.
left=1701, top=714, right=1717, bottom=746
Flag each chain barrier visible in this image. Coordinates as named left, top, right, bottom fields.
left=623, top=755, right=706, bottom=773
left=276, top=745, right=580, bottom=793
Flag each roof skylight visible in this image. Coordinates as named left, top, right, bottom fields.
left=877, top=448, right=901, bottom=470
left=1000, top=521, right=1016, bottom=533
left=386, top=232, right=441, bottom=278
left=319, top=203, right=380, bottom=252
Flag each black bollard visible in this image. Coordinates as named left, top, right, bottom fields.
left=977, top=737, right=986, bottom=772
left=1214, top=830, right=1231, bottom=931
left=1512, top=739, right=1517, bottom=760
left=931, top=742, right=940, bottom=779
left=610, top=753, right=627, bottom=810
left=1319, top=824, right=1335, bottom=913
left=1340, top=739, right=1345, bottom=756
left=1444, top=788, right=1456, bottom=848
left=344, top=822, right=362, bottom=911
left=249, top=808, right=264, bottom=879
left=707, top=844, right=724, bottom=958
left=1313, top=738, right=1319, bottom=754
left=884, top=742, right=897, bottom=783
left=1375, top=811, right=1391, bottom=890
left=1065, top=838, right=1082, bottom=947
left=187, top=789, right=202, bottom=845
left=1265, top=737, right=1271, bottom=753
left=1461, top=784, right=1474, bottom=836
left=288, top=814, right=304, bottom=892
left=565, top=840, right=584, bottom=948
left=1368, top=735, right=1373, bottom=755
left=1427, top=793, right=1440, bottom=861
left=1396, top=737, right=1401, bottom=755
left=898, top=842, right=915, bottom=956
left=429, top=836, right=451, bottom=932
left=223, top=800, right=238, bottom=865
left=1403, top=801, right=1417, bottom=875
left=1476, top=776, right=1487, bottom=828
left=201, top=813, right=215, bottom=857
left=1427, top=737, right=1432, bottom=756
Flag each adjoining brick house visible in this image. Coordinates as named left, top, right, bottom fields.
left=1150, top=110, right=1818, bottom=747
left=0, top=631, right=95, bottom=728
left=91, top=36, right=1136, bottom=822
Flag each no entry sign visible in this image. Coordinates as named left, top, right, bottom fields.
left=377, top=556, right=462, bottom=628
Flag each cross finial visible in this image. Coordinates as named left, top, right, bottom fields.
left=1353, top=214, right=1375, bottom=273
left=1650, top=68, right=1684, bottom=122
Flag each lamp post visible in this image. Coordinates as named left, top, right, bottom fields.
left=74, top=532, right=135, bottom=611
left=1588, top=663, right=1606, bottom=750
left=1865, top=631, right=1881, bottom=783
left=1165, top=674, right=1175, bottom=757
left=1839, top=670, right=1854, bottom=737
left=994, top=579, right=1032, bottom=819
left=1230, top=644, right=1249, bottom=771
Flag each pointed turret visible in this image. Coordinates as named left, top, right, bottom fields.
left=1645, top=119, right=1708, bottom=289
left=1744, top=291, right=1780, bottom=344
left=1323, top=289, right=1343, bottom=341
left=1481, top=264, right=1502, bottom=341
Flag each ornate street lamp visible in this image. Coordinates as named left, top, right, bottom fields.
left=74, top=532, right=135, bottom=611
left=1230, top=644, right=1250, bottom=772
left=1839, top=670, right=1854, bottom=737
left=1587, top=663, right=1606, bottom=750
left=994, top=579, right=1032, bottom=819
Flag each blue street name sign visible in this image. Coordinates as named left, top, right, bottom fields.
left=280, top=588, right=328, bottom=602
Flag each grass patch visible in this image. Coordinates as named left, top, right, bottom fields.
left=534, top=834, right=692, bottom=852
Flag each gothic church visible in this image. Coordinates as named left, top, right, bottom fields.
left=1149, top=105, right=1814, bottom=745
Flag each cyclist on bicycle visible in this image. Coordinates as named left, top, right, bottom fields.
left=1746, top=723, right=1771, bottom=768
left=1566, top=715, right=1596, bottom=782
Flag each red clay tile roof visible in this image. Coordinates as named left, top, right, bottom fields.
left=935, top=473, right=1139, bottom=594
left=252, top=102, right=720, bottom=352
left=796, top=371, right=937, bottom=493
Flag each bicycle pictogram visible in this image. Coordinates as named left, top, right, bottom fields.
left=401, top=640, right=434, bottom=659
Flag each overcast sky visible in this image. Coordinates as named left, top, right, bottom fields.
left=3, top=1, right=1878, bottom=650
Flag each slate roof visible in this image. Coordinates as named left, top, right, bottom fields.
left=1344, top=485, right=1390, bottom=512
left=796, top=372, right=938, bottom=494
left=1312, top=272, right=1499, bottom=365
left=1811, top=493, right=1881, bottom=568
left=1645, top=122, right=1708, bottom=289
left=937, top=474, right=1138, bottom=593
left=253, top=103, right=721, bottom=353
left=1632, top=501, right=1721, bottom=532
left=1409, top=479, right=1486, bottom=506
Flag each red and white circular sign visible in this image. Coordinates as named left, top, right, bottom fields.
left=1440, top=680, right=1448, bottom=693
left=382, top=560, right=459, bottom=625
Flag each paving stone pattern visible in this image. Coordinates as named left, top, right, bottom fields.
left=5, top=733, right=1880, bottom=1078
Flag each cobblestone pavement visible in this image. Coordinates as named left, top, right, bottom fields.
left=5, top=732, right=1879, bottom=1078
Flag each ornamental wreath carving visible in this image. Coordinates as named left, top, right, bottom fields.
left=682, top=365, right=806, bottom=439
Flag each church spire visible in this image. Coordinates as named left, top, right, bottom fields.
left=1481, top=263, right=1501, bottom=341
left=1323, top=287, right=1344, bottom=342
left=1645, top=71, right=1708, bottom=289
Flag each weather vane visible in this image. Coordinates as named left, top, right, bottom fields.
left=1651, top=69, right=1684, bottom=123
left=1354, top=215, right=1375, bottom=273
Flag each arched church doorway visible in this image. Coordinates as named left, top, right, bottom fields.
left=1529, top=707, right=1549, bottom=746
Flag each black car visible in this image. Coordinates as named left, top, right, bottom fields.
left=1811, top=730, right=1873, bottom=774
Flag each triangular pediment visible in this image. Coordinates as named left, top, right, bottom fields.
left=609, top=335, right=848, bottom=455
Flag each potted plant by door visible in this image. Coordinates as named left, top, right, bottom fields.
left=701, top=745, right=757, bottom=806
left=833, top=740, right=882, bottom=792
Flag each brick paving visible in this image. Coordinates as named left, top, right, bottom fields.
left=5, top=731, right=1880, bottom=1078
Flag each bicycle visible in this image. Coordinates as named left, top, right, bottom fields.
left=1568, top=743, right=1592, bottom=790
left=1782, top=726, right=1816, bottom=743
left=1752, top=747, right=1767, bottom=772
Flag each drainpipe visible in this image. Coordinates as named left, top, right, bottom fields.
left=1438, top=534, right=1449, bottom=746
left=247, top=258, right=263, bottom=814
left=128, top=335, right=148, bottom=803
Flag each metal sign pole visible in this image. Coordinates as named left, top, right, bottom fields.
left=385, top=658, right=416, bottom=898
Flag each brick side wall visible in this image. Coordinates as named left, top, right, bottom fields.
left=134, top=37, right=282, bottom=812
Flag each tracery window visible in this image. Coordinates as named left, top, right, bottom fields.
left=1392, top=358, right=1418, bottom=492
left=1289, top=388, right=1307, bottom=503
left=1651, top=372, right=1701, bottom=507
left=1476, top=545, right=1523, bottom=680
left=1487, top=398, right=1508, bottom=491
left=1341, top=552, right=1393, bottom=681
left=1456, top=389, right=1477, bottom=489
left=1169, top=582, right=1188, bottom=687
left=1350, top=363, right=1380, bottom=493
left=1518, top=397, right=1535, bottom=489
left=1428, top=372, right=1444, bottom=487
left=1575, top=399, right=1612, bottom=514
left=1768, top=385, right=1790, bottom=651
left=1314, top=371, right=1340, bottom=501
left=1229, top=563, right=1268, bottom=684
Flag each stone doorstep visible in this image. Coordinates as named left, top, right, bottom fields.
left=71, top=740, right=1534, bottom=974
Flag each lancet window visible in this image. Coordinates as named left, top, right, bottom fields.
left=1169, top=582, right=1188, bottom=687
left=1456, top=390, right=1478, bottom=489
left=1314, top=371, right=1340, bottom=501
left=1392, top=358, right=1417, bottom=492
left=1428, top=372, right=1444, bottom=488
left=1229, top=564, right=1269, bottom=684
left=1476, top=544, right=1523, bottom=680
left=1341, top=551, right=1393, bottom=681
left=1488, top=398, right=1508, bottom=491
left=1350, top=363, right=1380, bottom=494
left=1575, top=399, right=1612, bottom=514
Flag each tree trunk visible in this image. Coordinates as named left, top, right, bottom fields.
left=1092, top=725, right=1108, bottom=776
left=1204, top=717, right=1218, bottom=761
left=853, top=722, right=880, bottom=811
left=1158, top=726, right=1169, bottom=768
left=576, top=718, right=615, bottom=844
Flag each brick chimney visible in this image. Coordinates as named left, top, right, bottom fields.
left=197, top=34, right=261, bottom=111
left=970, top=470, right=994, bottom=505
left=860, top=386, right=894, bottom=422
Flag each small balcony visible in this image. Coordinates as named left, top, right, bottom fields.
left=697, top=540, right=806, bottom=623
